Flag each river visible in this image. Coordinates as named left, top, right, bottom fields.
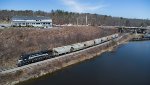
left=17, top=41, right=150, bottom=85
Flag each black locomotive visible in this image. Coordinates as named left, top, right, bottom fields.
left=17, top=50, right=53, bottom=67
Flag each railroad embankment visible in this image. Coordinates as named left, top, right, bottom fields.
left=131, top=34, right=150, bottom=41
left=0, top=26, right=117, bottom=68
left=0, top=33, right=132, bottom=85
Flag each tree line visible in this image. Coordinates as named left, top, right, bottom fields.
left=0, top=9, right=150, bottom=27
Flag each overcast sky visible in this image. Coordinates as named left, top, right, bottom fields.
left=0, top=0, right=150, bottom=19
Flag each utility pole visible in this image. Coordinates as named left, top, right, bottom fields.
left=77, top=18, right=79, bottom=26
left=86, top=15, right=87, bottom=26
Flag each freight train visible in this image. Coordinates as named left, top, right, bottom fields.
left=17, top=33, right=119, bottom=67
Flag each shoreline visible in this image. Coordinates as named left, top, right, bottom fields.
left=0, top=34, right=132, bottom=85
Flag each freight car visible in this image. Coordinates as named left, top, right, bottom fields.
left=17, top=33, right=119, bottom=67
left=52, top=45, right=72, bottom=56
left=70, top=43, right=85, bottom=52
left=82, top=40, right=95, bottom=48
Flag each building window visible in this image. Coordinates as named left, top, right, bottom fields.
left=45, top=23, right=50, bottom=24
left=36, top=23, right=40, bottom=24
left=36, top=20, right=41, bottom=21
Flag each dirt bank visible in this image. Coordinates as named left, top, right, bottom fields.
left=0, top=34, right=132, bottom=85
left=0, top=26, right=117, bottom=68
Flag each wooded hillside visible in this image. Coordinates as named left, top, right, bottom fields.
left=0, top=10, right=150, bottom=27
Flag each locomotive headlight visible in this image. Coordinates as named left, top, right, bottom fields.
left=18, top=59, right=22, bottom=63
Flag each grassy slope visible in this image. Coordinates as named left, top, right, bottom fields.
left=0, top=26, right=117, bottom=68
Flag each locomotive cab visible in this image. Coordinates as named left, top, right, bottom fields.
left=17, top=57, right=23, bottom=67
left=17, top=55, right=29, bottom=67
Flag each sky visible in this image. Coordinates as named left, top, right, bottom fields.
left=0, top=0, right=150, bottom=19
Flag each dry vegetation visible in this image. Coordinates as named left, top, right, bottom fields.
left=0, top=34, right=131, bottom=85
left=0, top=26, right=117, bottom=68
left=1, top=10, right=150, bottom=27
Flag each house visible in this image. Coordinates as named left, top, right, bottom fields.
left=11, top=16, right=52, bottom=28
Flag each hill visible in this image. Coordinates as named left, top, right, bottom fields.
left=0, top=26, right=117, bottom=68
left=0, top=10, right=150, bottom=27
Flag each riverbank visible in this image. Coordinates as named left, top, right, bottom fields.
left=17, top=41, right=150, bottom=85
left=0, top=34, right=132, bottom=85
left=0, top=26, right=117, bottom=68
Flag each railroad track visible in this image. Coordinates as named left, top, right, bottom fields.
left=0, top=67, right=16, bottom=72
left=0, top=35, right=126, bottom=74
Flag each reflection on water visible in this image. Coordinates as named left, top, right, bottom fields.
left=17, top=41, right=150, bottom=85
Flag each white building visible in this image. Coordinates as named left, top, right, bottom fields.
left=11, top=16, right=52, bottom=28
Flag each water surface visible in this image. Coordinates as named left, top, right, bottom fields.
left=17, top=41, right=150, bottom=85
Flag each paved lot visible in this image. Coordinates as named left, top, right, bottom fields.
left=0, top=24, right=11, bottom=29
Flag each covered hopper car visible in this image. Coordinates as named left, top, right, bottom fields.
left=17, top=33, right=119, bottom=67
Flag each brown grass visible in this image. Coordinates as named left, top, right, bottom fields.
left=1, top=35, right=132, bottom=85
left=0, top=26, right=117, bottom=68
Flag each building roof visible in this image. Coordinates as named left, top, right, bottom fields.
left=12, top=16, right=51, bottom=20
